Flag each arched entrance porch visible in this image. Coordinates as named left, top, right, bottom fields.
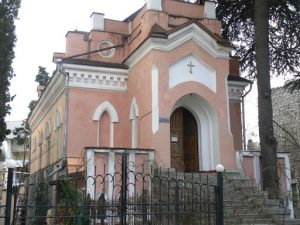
left=170, top=107, right=199, bottom=172
left=170, top=94, right=219, bottom=171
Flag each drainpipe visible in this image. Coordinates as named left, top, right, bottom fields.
left=241, top=82, right=253, bottom=150
left=57, top=65, right=69, bottom=173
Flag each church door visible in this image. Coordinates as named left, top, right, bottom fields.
left=170, top=107, right=199, bottom=172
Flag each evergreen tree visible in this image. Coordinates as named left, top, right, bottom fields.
left=35, top=66, right=50, bottom=86
left=216, top=0, right=299, bottom=199
left=0, top=0, right=21, bottom=144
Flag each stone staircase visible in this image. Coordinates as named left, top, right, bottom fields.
left=224, top=169, right=300, bottom=225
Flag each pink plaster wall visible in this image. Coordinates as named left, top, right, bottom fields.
left=88, top=32, right=126, bottom=63
left=241, top=154, right=289, bottom=195
left=230, top=102, right=243, bottom=150
left=61, top=0, right=240, bottom=171
left=99, top=111, right=110, bottom=147
left=104, top=19, right=128, bottom=35
left=163, top=0, right=204, bottom=18
left=67, top=88, right=131, bottom=157
left=65, top=31, right=88, bottom=58
left=63, top=0, right=222, bottom=64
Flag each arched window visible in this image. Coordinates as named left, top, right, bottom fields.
left=32, top=137, right=37, bottom=152
left=56, top=109, right=63, bottom=159
left=93, top=101, right=119, bottom=147
left=38, top=130, right=43, bottom=170
left=38, top=131, right=43, bottom=146
left=56, top=109, right=62, bottom=129
left=45, top=120, right=52, bottom=166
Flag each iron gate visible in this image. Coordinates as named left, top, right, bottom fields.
left=2, top=154, right=223, bottom=225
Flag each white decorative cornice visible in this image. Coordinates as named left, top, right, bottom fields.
left=228, top=80, right=249, bottom=102
left=28, top=71, right=66, bottom=131
left=62, top=63, right=128, bottom=91
left=125, top=23, right=233, bottom=68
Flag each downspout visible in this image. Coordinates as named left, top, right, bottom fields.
left=58, top=65, right=69, bottom=173
left=241, top=82, right=253, bottom=150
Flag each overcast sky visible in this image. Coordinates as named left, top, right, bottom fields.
left=7, top=0, right=145, bottom=121
left=7, top=0, right=287, bottom=144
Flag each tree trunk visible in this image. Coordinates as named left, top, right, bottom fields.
left=254, top=0, right=279, bottom=199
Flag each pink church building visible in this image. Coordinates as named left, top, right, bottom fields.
left=28, top=0, right=250, bottom=199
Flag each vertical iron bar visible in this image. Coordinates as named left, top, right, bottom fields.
left=5, top=168, right=14, bottom=225
left=207, top=174, right=210, bottom=224
left=216, top=172, right=224, bottom=225
left=175, top=180, right=180, bottom=225
left=120, top=153, right=128, bottom=225
left=12, top=186, right=18, bottom=225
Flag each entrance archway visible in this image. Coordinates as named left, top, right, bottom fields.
left=170, top=94, right=219, bottom=171
left=170, top=107, right=199, bottom=172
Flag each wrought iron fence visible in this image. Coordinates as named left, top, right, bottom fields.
left=2, top=154, right=222, bottom=225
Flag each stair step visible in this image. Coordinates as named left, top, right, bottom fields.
left=273, top=218, right=300, bottom=225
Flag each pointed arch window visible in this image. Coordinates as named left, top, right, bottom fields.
left=56, top=109, right=63, bottom=159
left=93, top=101, right=119, bottom=147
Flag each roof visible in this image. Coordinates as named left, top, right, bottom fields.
left=149, top=23, right=168, bottom=38
left=123, top=5, right=145, bottom=22
left=167, top=20, right=232, bottom=47
left=61, top=59, right=129, bottom=69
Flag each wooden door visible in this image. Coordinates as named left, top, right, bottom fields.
left=170, top=108, right=184, bottom=171
left=183, top=109, right=199, bottom=172
left=170, top=107, right=199, bottom=172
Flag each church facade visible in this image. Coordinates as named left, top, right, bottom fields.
left=28, top=0, right=249, bottom=197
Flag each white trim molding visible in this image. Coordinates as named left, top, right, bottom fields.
left=172, top=94, right=219, bottom=170
left=62, top=63, right=128, bottom=91
left=129, top=97, right=139, bottom=120
left=93, top=101, right=119, bottom=148
left=28, top=71, right=65, bottom=131
left=152, top=65, right=159, bottom=134
left=93, top=101, right=119, bottom=122
left=228, top=80, right=249, bottom=102
left=169, top=54, right=216, bottom=92
left=125, top=23, right=233, bottom=68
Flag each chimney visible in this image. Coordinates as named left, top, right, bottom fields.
left=146, top=0, right=162, bottom=11
left=204, top=1, right=216, bottom=19
left=90, top=12, right=104, bottom=31
left=37, top=85, right=45, bottom=97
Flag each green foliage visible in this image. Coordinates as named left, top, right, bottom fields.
left=216, top=0, right=300, bottom=82
left=57, top=180, right=90, bottom=225
left=13, top=121, right=29, bottom=146
left=0, top=0, right=21, bottom=143
left=247, top=139, right=260, bottom=150
left=35, top=66, right=50, bottom=86
left=13, top=100, right=37, bottom=146
left=0, top=144, right=6, bottom=161
left=28, top=100, right=37, bottom=113
left=32, top=178, right=50, bottom=225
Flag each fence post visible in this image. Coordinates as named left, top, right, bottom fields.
left=216, top=164, right=224, bottom=225
left=175, top=181, right=180, bottom=225
left=5, top=167, right=14, bottom=225
left=120, top=153, right=128, bottom=225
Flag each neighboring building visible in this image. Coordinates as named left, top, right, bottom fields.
left=0, top=121, right=29, bottom=205
left=272, top=87, right=300, bottom=207
left=28, top=0, right=250, bottom=199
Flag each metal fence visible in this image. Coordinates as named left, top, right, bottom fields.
left=2, top=154, right=223, bottom=225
